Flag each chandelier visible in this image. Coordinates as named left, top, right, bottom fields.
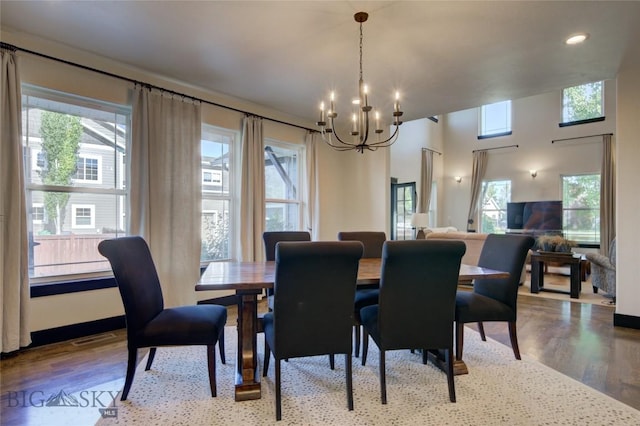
left=316, top=12, right=403, bottom=153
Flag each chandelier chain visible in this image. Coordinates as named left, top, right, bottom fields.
left=359, top=22, right=364, bottom=82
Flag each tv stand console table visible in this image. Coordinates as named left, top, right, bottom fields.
left=530, top=251, right=582, bottom=298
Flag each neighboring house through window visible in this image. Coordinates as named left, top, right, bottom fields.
left=479, top=179, right=511, bottom=233
left=264, top=141, right=302, bottom=232
left=22, top=85, right=130, bottom=282
left=478, top=100, right=512, bottom=138
left=201, top=124, right=236, bottom=262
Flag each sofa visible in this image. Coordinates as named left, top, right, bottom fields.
left=425, top=231, right=526, bottom=284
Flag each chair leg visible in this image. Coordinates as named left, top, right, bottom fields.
left=508, top=321, right=521, bottom=360
left=121, top=348, right=138, bottom=401
left=445, top=347, right=456, bottom=402
left=478, top=322, right=487, bottom=341
left=329, top=354, right=335, bottom=370
left=275, top=359, right=282, bottom=421
left=144, top=347, right=157, bottom=371
left=345, top=353, right=354, bottom=411
left=422, top=348, right=428, bottom=365
left=218, top=327, right=226, bottom=365
left=455, top=322, right=464, bottom=361
left=379, top=350, right=387, bottom=404
left=207, top=344, right=217, bottom=397
left=361, top=330, right=369, bottom=366
left=354, top=323, right=361, bottom=357
left=263, top=339, right=270, bottom=376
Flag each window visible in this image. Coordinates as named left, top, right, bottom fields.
left=479, top=180, right=511, bottom=233
left=562, top=174, right=600, bottom=244
left=75, top=155, right=101, bottom=183
left=71, top=204, right=95, bottom=228
left=264, top=141, right=302, bottom=232
left=561, top=81, right=604, bottom=125
left=32, top=203, right=45, bottom=224
left=479, top=100, right=512, bottom=138
left=201, top=125, right=236, bottom=263
left=23, top=85, right=130, bottom=281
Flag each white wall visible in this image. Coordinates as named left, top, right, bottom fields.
left=616, top=62, right=640, bottom=318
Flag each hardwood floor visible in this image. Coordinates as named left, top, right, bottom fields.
left=2, top=276, right=639, bottom=425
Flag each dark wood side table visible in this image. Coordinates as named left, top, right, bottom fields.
left=530, top=251, right=582, bottom=298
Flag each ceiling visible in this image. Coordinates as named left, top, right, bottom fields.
left=2, top=1, right=640, bottom=127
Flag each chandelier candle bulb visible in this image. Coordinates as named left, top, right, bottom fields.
left=319, top=102, right=325, bottom=123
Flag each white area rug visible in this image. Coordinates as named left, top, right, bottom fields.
left=96, top=327, right=639, bottom=425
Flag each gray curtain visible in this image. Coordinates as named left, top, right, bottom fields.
left=419, top=149, right=434, bottom=214
left=600, top=134, right=615, bottom=256
left=1, top=48, right=31, bottom=352
left=130, top=86, right=202, bottom=307
left=467, top=150, right=488, bottom=232
left=303, top=131, right=319, bottom=240
left=240, top=116, right=265, bottom=261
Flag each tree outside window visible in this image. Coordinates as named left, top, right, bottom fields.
left=562, top=174, right=600, bottom=244
left=479, top=180, right=511, bottom=233
left=562, top=81, right=603, bottom=123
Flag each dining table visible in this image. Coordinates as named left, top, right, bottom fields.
left=196, top=258, right=509, bottom=401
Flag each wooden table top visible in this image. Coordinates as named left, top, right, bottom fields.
left=196, top=258, right=509, bottom=292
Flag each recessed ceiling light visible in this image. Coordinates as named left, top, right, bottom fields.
left=566, top=33, right=589, bottom=45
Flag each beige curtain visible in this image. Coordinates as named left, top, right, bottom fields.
left=419, top=149, right=434, bottom=214
left=303, top=131, right=319, bottom=240
left=240, top=116, right=265, bottom=261
left=600, top=134, right=616, bottom=256
left=1, top=49, right=31, bottom=352
left=130, top=87, right=202, bottom=307
left=467, top=150, right=488, bottom=232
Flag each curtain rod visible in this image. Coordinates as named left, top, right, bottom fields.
left=551, top=133, right=613, bottom=144
left=421, top=147, right=442, bottom=155
left=1, top=41, right=317, bottom=133
left=472, top=144, right=518, bottom=153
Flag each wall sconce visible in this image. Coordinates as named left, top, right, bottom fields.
left=530, top=170, right=537, bottom=179
left=454, top=176, right=462, bottom=183
left=410, top=213, right=430, bottom=239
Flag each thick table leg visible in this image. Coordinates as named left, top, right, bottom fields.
left=427, top=350, right=469, bottom=375
left=570, top=262, right=581, bottom=299
left=234, top=290, right=261, bottom=401
left=530, top=258, right=544, bottom=293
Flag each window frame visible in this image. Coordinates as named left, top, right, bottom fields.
left=560, top=81, right=605, bottom=127
left=264, top=139, right=304, bottom=232
left=479, top=179, right=511, bottom=234
left=22, top=84, right=130, bottom=290
left=478, top=100, right=512, bottom=139
left=200, top=124, right=237, bottom=264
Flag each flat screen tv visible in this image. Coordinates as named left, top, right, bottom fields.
left=507, top=201, right=562, bottom=232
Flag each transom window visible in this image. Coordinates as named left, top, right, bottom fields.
left=479, top=100, right=512, bottom=138
left=562, top=174, right=600, bottom=244
left=22, top=85, right=130, bottom=282
left=264, top=141, right=302, bottom=232
left=561, top=81, right=604, bottom=125
left=479, top=180, right=511, bottom=233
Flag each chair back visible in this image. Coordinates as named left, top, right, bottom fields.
left=377, top=239, right=466, bottom=350
left=473, top=234, right=535, bottom=310
left=98, top=236, right=164, bottom=341
left=263, top=231, right=311, bottom=261
left=272, top=241, right=363, bottom=359
left=337, top=231, right=386, bottom=258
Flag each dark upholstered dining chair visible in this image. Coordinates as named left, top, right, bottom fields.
left=262, top=231, right=311, bottom=309
left=337, top=231, right=386, bottom=358
left=98, top=236, right=227, bottom=401
left=360, top=240, right=466, bottom=404
left=262, top=241, right=363, bottom=421
left=454, top=234, right=535, bottom=362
